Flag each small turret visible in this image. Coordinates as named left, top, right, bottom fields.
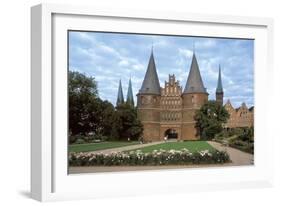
left=216, top=65, right=224, bottom=105
left=126, top=78, right=134, bottom=106
left=116, top=79, right=124, bottom=106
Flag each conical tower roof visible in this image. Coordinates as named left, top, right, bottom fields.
left=126, top=78, right=134, bottom=106
left=116, top=79, right=124, bottom=105
left=183, top=53, right=207, bottom=94
left=216, top=65, right=223, bottom=93
left=139, top=50, right=161, bottom=95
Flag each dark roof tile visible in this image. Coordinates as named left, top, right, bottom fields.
left=183, top=53, right=207, bottom=94
left=139, top=51, right=161, bottom=95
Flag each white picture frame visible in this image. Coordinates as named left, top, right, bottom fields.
left=31, top=3, right=274, bottom=202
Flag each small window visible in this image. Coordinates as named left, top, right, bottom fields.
left=141, top=96, right=145, bottom=104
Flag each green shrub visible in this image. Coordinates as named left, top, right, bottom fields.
left=215, top=129, right=229, bottom=139
left=228, top=128, right=244, bottom=137
left=69, top=135, right=84, bottom=144
left=229, top=140, right=254, bottom=154
left=75, top=138, right=86, bottom=144
left=69, top=149, right=230, bottom=166
left=69, top=136, right=77, bottom=144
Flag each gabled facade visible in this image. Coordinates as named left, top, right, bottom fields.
left=136, top=51, right=208, bottom=142
left=224, top=100, right=254, bottom=128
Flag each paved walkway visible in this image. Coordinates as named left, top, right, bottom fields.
left=207, top=141, right=254, bottom=166
left=69, top=164, right=224, bottom=174
left=88, top=141, right=164, bottom=154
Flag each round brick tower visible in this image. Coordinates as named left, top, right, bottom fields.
left=137, top=50, right=161, bottom=142
left=182, top=53, right=208, bottom=140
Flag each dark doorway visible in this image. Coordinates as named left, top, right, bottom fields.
left=164, top=129, right=178, bottom=139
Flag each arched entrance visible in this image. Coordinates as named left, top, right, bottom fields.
left=164, top=129, right=178, bottom=139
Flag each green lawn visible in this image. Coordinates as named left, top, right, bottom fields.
left=69, top=141, right=139, bottom=153
left=128, top=141, right=216, bottom=153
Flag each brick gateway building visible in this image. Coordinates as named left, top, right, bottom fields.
left=134, top=50, right=253, bottom=142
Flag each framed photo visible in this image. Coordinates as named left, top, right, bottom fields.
left=31, top=3, right=274, bottom=202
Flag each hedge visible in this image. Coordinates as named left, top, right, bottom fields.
left=69, top=149, right=230, bottom=166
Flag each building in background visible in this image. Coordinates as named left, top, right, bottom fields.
left=224, top=100, right=254, bottom=128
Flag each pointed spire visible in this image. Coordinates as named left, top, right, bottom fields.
left=241, top=102, right=247, bottom=108
left=183, top=53, right=207, bottom=94
left=126, top=78, right=134, bottom=106
left=216, top=65, right=223, bottom=93
left=116, top=79, right=124, bottom=106
left=225, top=99, right=234, bottom=110
left=139, top=50, right=161, bottom=95
left=226, top=99, right=231, bottom=105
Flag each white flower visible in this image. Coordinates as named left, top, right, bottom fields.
left=169, top=149, right=176, bottom=154
left=199, top=150, right=210, bottom=156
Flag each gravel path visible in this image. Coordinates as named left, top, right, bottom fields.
left=69, top=164, right=226, bottom=174
left=207, top=141, right=254, bottom=166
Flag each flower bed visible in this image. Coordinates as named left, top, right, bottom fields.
left=69, top=149, right=230, bottom=166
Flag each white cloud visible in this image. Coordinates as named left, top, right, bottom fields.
left=69, top=32, right=253, bottom=107
left=132, top=63, right=145, bottom=71
left=99, top=44, right=120, bottom=57
left=118, top=60, right=129, bottom=66
left=152, top=36, right=169, bottom=47
left=178, top=48, right=193, bottom=58
left=196, top=39, right=216, bottom=49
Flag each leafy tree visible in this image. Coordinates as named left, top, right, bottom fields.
left=238, top=126, right=254, bottom=142
left=68, top=70, right=143, bottom=142
left=99, top=100, right=116, bottom=137
left=113, top=103, right=143, bottom=140
left=69, top=71, right=98, bottom=135
left=195, top=100, right=229, bottom=140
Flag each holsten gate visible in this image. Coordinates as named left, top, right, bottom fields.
left=116, top=49, right=253, bottom=142
left=136, top=50, right=222, bottom=142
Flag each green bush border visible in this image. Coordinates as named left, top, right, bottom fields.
left=69, top=149, right=230, bottom=166
left=213, top=139, right=254, bottom=154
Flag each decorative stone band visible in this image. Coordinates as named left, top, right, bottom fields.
left=160, top=121, right=183, bottom=124
left=160, top=124, right=182, bottom=128
left=141, top=121, right=160, bottom=124
left=137, top=107, right=161, bottom=110
left=137, top=107, right=200, bottom=110
left=182, top=121, right=196, bottom=124
left=182, top=107, right=201, bottom=110
left=141, top=121, right=196, bottom=124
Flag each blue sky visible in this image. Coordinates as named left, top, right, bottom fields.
left=69, top=31, right=254, bottom=108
